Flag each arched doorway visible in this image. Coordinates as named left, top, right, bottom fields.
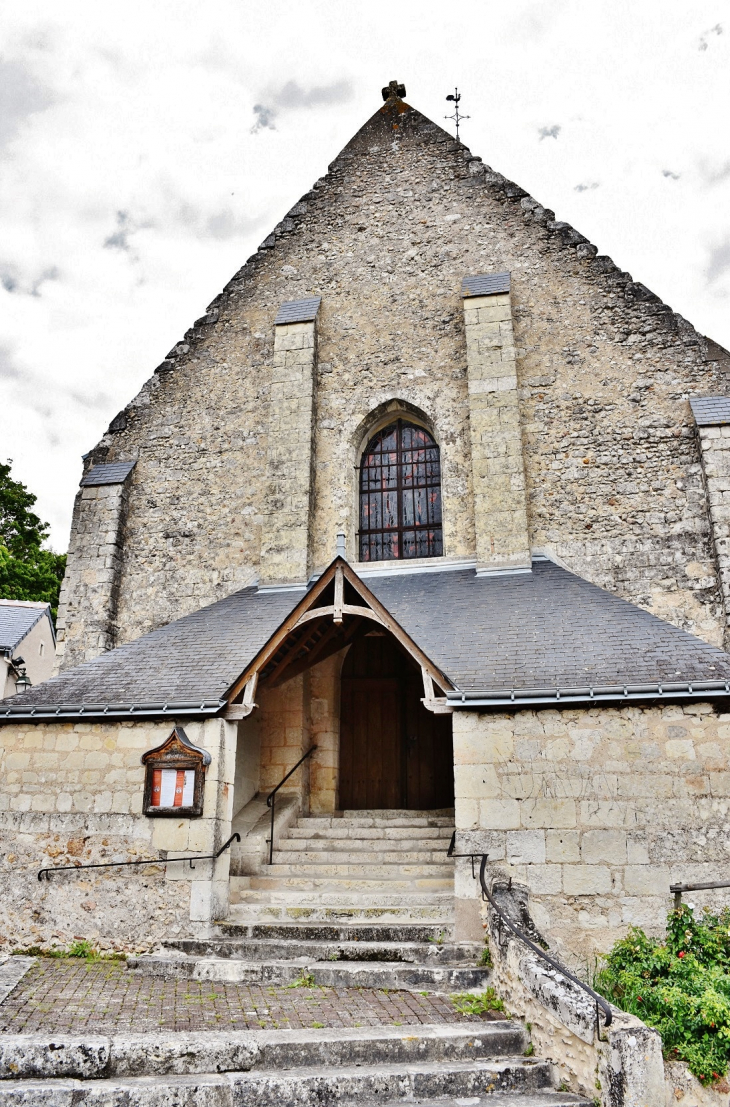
left=339, top=633, right=454, bottom=810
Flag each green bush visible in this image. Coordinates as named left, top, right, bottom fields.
left=594, top=905, right=730, bottom=1084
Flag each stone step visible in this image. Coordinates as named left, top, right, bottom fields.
left=215, top=922, right=456, bottom=942
left=273, top=848, right=450, bottom=864
left=286, top=825, right=454, bottom=841
left=339, top=808, right=455, bottom=818
left=0, top=1060, right=565, bottom=1106
left=225, top=902, right=455, bottom=923
left=261, top=861, right=454, bottom=877
left=228, top=884, right=455, bottom=905
left=229, top=1057, right=555, bottom=1105
left=0, top=1025, right=529, bottom=1081
left=162, top=937, right=483, bottom=963
left=127, top=954, right=491, bottom=989
left=245, top=876, right=454, bottom=892
left=296, top=815, right=454, bottom=829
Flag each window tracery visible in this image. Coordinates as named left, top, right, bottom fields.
left=358, top=419, right=443, bottom=562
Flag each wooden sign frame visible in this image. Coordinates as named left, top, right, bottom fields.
left=141, top=726, right=211, bottom=818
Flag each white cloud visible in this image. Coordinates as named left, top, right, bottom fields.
left=1, top=0, right=729, bottom=547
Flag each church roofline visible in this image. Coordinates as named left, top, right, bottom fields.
left=91, top=81, right=730, bottom=456
left=448, top=680, right=730, bottom=709
left=5, top=556, right=730, bottom=723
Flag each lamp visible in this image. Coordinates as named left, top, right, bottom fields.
left=13, top=667, right=31, bottom=694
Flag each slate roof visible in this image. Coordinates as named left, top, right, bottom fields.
left=3, top=559, right=730, bottom=720
left=462, top=272, right=511, bottom=297
left=80, top=461, right=136, bottom=486
left=274, top=297, right=322, bottom=325
left=0, top=601, right=54, bottom=653
left=0, top=587, right=297, bottom=718
left=689, top=397, right=730, bottom=427
left=364, top=560, right=730, bottom=705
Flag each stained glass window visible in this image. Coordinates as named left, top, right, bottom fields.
left=358, top=420, right=443, bottom=562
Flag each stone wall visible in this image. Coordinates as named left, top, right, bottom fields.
left=696, top=424, right=730, bottom=648
left=484, top=880, right=666, bottom=1107
left=260, top=317, right=318, bottom=585
left=0, top=717, right=237, bottom=950
left=452, top=701, right=730, bottom=959
left=58, top=95, right=730, bottom=659
left=463, top=286, right=530, bottom=571
left=254, top=651, right=344, bottom=814
left=56, top=478, right=131, bottom=670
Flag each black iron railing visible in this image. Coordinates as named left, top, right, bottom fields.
left=448, top=835, right=612, bottom=1033
left=477, top=855, right=612, bottom=1031
left=670, top=879, right=730, bottom=910
left=38, top=832, right=241, bottom=881
left=266, top=746, right=317, bottom=864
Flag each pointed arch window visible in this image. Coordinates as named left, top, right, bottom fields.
left=358, top=420, right=443, bottom=562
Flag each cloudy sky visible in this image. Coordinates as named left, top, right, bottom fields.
left=2, top=0, right=729, bottom=548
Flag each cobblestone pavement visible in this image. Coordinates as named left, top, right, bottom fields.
left=0, top=960, right=485, bottom=1034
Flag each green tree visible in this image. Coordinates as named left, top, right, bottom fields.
left=0, top=460, right=66, bottom=622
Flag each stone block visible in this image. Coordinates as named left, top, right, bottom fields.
left=665, top=739, right=696, bottom=760
left=581, top=829, right=627, bottom=864
left=454, top=763, right=501, bottom=799
left=520, top=798, right=576, bottom=829
left=506, top=830, right=546, bottom=864
left=545, top=830, right=581, bottom=862
left=563, top=865, right=612, bottom=895
left=526, top=863, right=563, bottom=894
left=626, top=837, right=650, bottom=865
left=152, top=819, right=190, bottom=853
left=478, top=797, right=520, bottom=829
left=623, top=865, right=670, bottom=896
left=579, top=800, right=639, bottom=827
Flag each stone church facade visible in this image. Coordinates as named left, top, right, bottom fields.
left=4, top=82, right=730, bottom=962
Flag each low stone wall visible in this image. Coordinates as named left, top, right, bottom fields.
left=453, top=701, right=730, bottom=958
left=0, top=717, right=237, bottom=951
left=484, top=880, right=665, bottom=1107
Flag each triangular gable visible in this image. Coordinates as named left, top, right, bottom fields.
left=224, top=557, right=454, bottom=718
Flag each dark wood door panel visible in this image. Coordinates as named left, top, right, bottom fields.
left=339, top=635, right=454, bottom=811
left=340, top=677, right=400, bottom=809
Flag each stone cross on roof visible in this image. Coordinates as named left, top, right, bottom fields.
left=381, top=80, right=406, bottom=102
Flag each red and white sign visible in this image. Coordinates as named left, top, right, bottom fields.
left=150, top=768, right=195, bottom=807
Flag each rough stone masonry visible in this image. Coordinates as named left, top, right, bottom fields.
left=55, top=92, right=730, bottom=669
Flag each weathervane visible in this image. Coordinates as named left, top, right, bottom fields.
left=444, top=88, right=469, bottom=140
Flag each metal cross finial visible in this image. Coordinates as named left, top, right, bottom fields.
left=445, top=87, right=469, bottom=140
left=382, top=80, right=406, bottom=102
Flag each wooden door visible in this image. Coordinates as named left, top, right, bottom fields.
left=339, top=677, right=401, bottom=809
left=339, top=635, right=454, bottom=810
left=404, top=668, right=454, bottom=809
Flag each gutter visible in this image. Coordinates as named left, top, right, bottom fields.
left=447, top=679, right=730, bottom=708
left=0, top=699, right=226, bottom=723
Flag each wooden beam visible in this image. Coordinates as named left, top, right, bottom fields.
left=268, top=617, right=363, bottom=687
left=224, top=556, right=454, bottom=705
left=295, top=603, right=384, bottom=628
left=333, top=566, right=344, bottom=623
left=224, top=561, right=342, bottom=703
left=263, top=623, right=329, bottom=688
left=420, top=666, right=453, bottom=715
left=225, top=673, right=259, bottom=719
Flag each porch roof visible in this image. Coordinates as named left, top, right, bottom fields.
left=3, top=558, right=730, bottom=721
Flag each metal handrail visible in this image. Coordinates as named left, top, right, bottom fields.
left=38, top=832, right=241, bottom=881
left=266, top=746, right=317, bottom=864
left=476, top=854, right=612, bottom=1031
left=670, top=879, right=730, bottom=910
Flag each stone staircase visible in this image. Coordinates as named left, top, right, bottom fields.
left=231, top=808, right=457, bottom=923
left=131, top=809, right=482, bottom=988
left=0, top=811, right=592, bottom=1106
left=0, top=1022, right=589, bottom=1107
